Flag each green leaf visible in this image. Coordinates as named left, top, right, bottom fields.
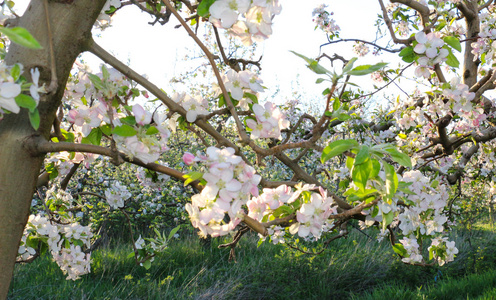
left=146, top=126, right=159, bottom=135
left=46, top=162, right=58, bottom=180
left=112, top=124, right=137, bottom=137
left=336, top=113, right=351, bottom=121
left=244, top=92, right=258, bottom=104
left=393, top=243, right=407, bottom=257
left=100, top=124, right=112, bottom=136
left=384, top=146, right=412, bottom=168
left=101, top=64, right=110, bottom=80
left=142, top=259, right=152, bottom=270
left=28, top=109, right=40, bottom=130
left=399, top=46, right=416, bottom=63
left=82, top=128, right=103, bottom=145
left=120, top=116, right=137, bottom=126
left=355, top=145, right=370, bottom=165
left=290, top=50, right=330, bottom=75
left=197, top=0, right=215, bottom=17
left=382, top=211, right=394, bottom=227
left=446, top=49, right=459, bottom=68
left=384, top=162, right=398, bottom=197
left=10, top=63, right=20, bottom=81
left=371, top=159, right=381, bottom=179
left=88, top=73, right=104, bottom=90
left=61, top=129, right=75, bottom=143
left=342, top=57, right=358, bottom=74
left=167, top=225, right=181, bottom=240
left=316, top=78, right=326, bottom=84
left=218, top=94, right=226, bottom=107
left=443, top=36, right=461, bottom=52
left=321, top=139, right=359, bottom=163
left=272, top=205, right=294, bottom=218
left=346, top=156, right=354, bottom=170
left=352, top=159, right=373, bottom=191
left=398, top=182, right=416, bottom=195
left=183, top=171, right=203, bottom=186
left=15, top=94, right=37, bottom=113
left=0, top=26, right=42, bottom=49
left=332, top=98, right=340, bottom=111
left=127, top=252, right=136, bottom=259
left=26, top=236, right=39, bottom=249
left=347, top=62, right=388, bottom=76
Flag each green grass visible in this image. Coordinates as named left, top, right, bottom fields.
left=8, top=224, right=496, bottom=299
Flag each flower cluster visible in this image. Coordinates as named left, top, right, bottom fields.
left=0, top=62, right=40, bottom=120
left=413, top=31, right=448, bottom=79
left=353, top=42, right=369, bottom=57
left=312, top=4, right=340, bottom=35
left=18, top=214, right=93, bottom=280
left=105, top=181, right=132, bottom=209
left=246, top=184, right=293, bottom=221
left=428, top=236, right=459, bottom=266
left=471, top=7, right=496, bottom=63
left=221, top=69, right=264, bottom=110
left=114, top=107, right=170, bottom=164
left=246, top=102, right=290, bottom=140
left=395, top=171, right=456, bottom=264
left=209, top=0, right=282, bottom=45
left=171, top=92, right=208, bottom=122
left=397, top=20, right=410, bottom=37
left=185, top=147, right=261, bottom=237
left=289, top=187, right=337, bottom=240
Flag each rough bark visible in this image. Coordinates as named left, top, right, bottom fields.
left=460, top=1, right=480, bottom=87
left=0, top=1, right=106, bottom=298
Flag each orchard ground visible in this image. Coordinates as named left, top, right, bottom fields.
left=8, top=221, right=496, bottom=299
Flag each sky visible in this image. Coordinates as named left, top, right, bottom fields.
left=16, top=1, right=400, bottom=106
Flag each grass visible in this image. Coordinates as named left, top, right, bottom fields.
left=8, top=224, right=496, bottom=299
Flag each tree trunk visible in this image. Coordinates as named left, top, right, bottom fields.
left=0, top=1, right=106, bottom=298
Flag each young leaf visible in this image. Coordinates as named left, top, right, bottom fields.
left=443, top=36, right=461, bottom=52
left=197, top=0, right=215, bottom=17
left=354, top=145, right=370, bottom=165
left=384, top=146, right=412, bottom=168
left=352, top=159, right=373, bottom=191
left=399, top=46, right=416, bottom=63
left=167, top=225, right=181, bottom=240
left=28, top=109, right=40, bottom=130
left=347, top=62, right=388, bottom=76
left=10, top=64, right=21, bottom=81
left=384, top=162, right=398, bottom=197
left=321, top=139, right=359, bottom=163
left=15, top=94, right=37, bottom=113
left=393, top=243, right=408, bottom=257
left=0, top=26, right=42, bottom=49
left=446, top=49, right=459, bottom=68
left=112, top=125, right=137, bottom=137
left=183, top=171, right=203, bottom=186
left=88, top=73, right=104, bottom=90
left=146, top=126, right=159, bottom=135
left=290, top=50, right=330, bottom=74
left=342, top=57, right=358, bottom=74
left=82, top=128, right=103, bottom=145
left=142, top=259, right=152, bottom=270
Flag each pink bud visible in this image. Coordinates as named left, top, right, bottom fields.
left=183, top=152, right=196, bottom=166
